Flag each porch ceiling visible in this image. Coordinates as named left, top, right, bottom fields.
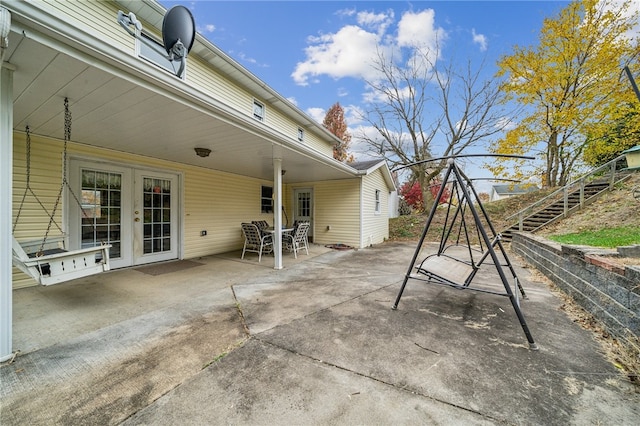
left=5, top=29, right=353, bottom=185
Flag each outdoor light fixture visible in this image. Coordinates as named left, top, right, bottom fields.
left=0, top=7, right=10, bottom=61
left=194, top=147, right=211, bottom=158
left=281, top=170, right=286, bottom=176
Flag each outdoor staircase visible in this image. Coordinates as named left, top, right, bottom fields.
left=500, top=154, right=632, bottom=242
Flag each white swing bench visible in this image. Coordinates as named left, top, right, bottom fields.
left=12, top=236, right=111, bottom=286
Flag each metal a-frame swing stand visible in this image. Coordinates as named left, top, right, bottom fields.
left=393, top=157, right=538, bottom=350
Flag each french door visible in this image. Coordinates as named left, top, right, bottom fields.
left=293, top=188, right=313, bottom=240
left=69, top=160, right=180, bottom=268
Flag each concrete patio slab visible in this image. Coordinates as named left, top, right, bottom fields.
left=2, top=241, right=638, bottom=425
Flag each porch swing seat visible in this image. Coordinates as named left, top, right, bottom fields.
left=12, top=236, right=111, bottom=286
left=412, top=254, right=475, bottom=288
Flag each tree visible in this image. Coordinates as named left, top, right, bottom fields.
left=491, top=0, right=639, bottom=187
left=583, top=102, right=640, bottom=167
left=323, top=102, right=354, bottom=162
left=399, top=181, right=423, bottom=211
left=358, top=46, right=510, bottom=210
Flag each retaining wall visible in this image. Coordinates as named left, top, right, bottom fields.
left=511, top=232, right=639, bottom=340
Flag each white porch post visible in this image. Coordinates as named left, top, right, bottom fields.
left=1, top=63, right=14, bottom=362
left=273, top=156, right=283, bottom=270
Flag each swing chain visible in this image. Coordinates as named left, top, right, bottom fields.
left=25, top=126, right=31, bottom=187
left=40, top=98, right=72, bottom=253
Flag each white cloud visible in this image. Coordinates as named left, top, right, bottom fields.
left=291, top=25, right=383, bottom=85
left=292, top=7, right=447, bottom=87
left=287, top=97, right=297, bottom=106
left=337, top=87, right=349, bottom=97
left=472, top=28, right=487, bottom=51
left=306, top=107, right=326, bottom=124
left=357, top=9, right=395, bottom=34
left=397, top=9, right=444, bottom=50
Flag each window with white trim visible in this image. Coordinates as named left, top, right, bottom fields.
left=138, top=31, right=185, bottom=78
left=253, top=100, right=265, bottom=122
left=261, top=185, right=273, bottom=213
left=375, top=190, right=381, bottom=214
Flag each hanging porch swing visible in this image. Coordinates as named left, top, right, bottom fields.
left=11, top=98, right=111, bottom=286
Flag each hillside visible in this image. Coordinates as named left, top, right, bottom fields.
left=389, top=172, right=640, bottom=247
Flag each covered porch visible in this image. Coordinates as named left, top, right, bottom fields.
left=2, top=1, right=369, bottom=361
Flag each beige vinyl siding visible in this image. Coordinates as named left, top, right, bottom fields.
left=11, top=132, right=280, bottom=288
left=302, top=129, right=334, bottom=157
left=361, top=170, right=389, bottom=247
left=44, top=0, right=133, bottom=53
left=12, top=133, right=65, bottom=288
left=308, top=179, right=361, bottom=248
left=183, top=168, right=276, bottom=258
left=38, top=0, right=336, bottom=160
left=186, top=57, right=251, bottom=114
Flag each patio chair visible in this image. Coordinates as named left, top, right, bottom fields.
left=241, top=223, right=273, bottom=262
left=252, top=220, right=270, bottom=235
left=284, top=221, right=310, bottom=258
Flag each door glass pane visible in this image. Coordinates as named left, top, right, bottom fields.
left=297, top=192, right=311, bottom=217
left=81, top=169, right=122, bottom=259
left=143, top=177, right=172, bottom=254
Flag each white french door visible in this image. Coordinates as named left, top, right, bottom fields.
left=133, top=170, right=178, bottom=265
left=69, top=160, right=180, bottom=268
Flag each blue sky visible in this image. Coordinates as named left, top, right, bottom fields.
left=158, top=1, right=575, bottom=190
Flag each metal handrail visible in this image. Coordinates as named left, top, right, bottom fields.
left=506, top=154, right=629, bottom=230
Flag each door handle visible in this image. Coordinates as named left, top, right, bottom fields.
left=134, top=218, right=140, bottom=222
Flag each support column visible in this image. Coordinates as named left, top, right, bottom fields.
left=272, top=156, right=283, bottom=270
left=1, top=63, right=14, bottom=362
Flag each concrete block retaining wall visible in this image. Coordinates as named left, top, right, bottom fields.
left=511, top=232, right=639, bottom=340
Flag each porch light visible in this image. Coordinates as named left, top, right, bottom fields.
left=194, top=147, right=211, bottom=157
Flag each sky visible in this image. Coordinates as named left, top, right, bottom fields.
left=157, top=0, right=576, bottom=192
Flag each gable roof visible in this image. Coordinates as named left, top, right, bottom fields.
left=350, top=160, right=396, bottom=191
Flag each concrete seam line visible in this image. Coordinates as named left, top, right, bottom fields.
left=254, top=337, right=506, bottom=424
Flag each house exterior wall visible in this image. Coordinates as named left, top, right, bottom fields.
left=361, top=170, right=389, bottom=247
left=305, top=179, right=361, bottom=248
left=11, top=132, right=279, bottom=288
left=9, top=1, right=393, bottom=289
left=41, top=0, right=334, bottom=158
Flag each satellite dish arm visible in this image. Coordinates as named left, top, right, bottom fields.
left=117, top=11, right=142, bottom=38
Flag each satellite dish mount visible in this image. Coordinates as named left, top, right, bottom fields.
left=162, top=6, right=196, bottom=78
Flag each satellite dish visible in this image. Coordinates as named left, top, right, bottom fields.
left=162, top=5, right=196, bottom=77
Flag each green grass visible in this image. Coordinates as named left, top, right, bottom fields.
left=548, top=226, right=640, bottom=248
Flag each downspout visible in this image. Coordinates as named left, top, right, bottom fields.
left=359, top=176, right=364, bottom=249
left=0, top=59, right=15, bottom=361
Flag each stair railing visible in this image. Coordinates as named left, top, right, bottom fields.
left=507, top=154, right=629, bottom=232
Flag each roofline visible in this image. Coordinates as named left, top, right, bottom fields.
left=355, top=160, right=396, bottom=191
left=115, top=0, right=345, bottom=147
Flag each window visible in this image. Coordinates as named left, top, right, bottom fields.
left=375, top=190, right=381, bottom=214
left=261, top=185, right=273, bottom=213
left=253, top=100, right=265, bottom=122
left=138, top=32, right=184, bottom=78
left=297, top=127, right=304, bottom=142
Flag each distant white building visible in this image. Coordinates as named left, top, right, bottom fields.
left=490, top=184, right=539, bottom=201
